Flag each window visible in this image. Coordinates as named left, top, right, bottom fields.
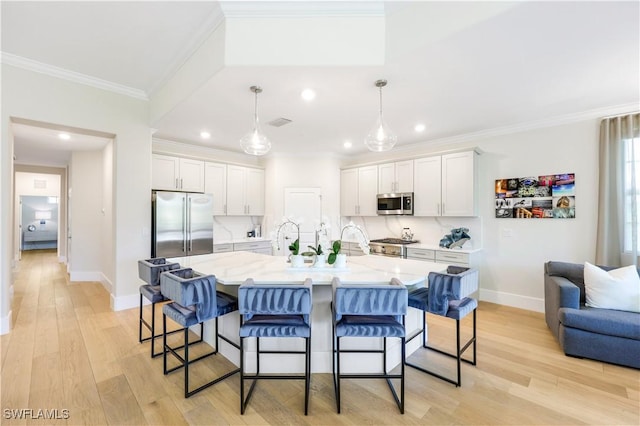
left=623, top=137, right=639, bottom=252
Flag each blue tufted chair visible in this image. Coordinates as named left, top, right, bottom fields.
left=331, top=277, right=408, bottom=414
left=238, top=278, right=313, bottom=415
left=137, top=258, right=185, bottom=357
left=406, top=266, right=478, bottom=386
left=160, top=268, right=240, bottom=398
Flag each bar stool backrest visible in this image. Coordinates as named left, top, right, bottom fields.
left=238, top=279, right=312, bottom=323
left=333, top=278, right=407, bottom=323
left=160, top=268, right=219, bottom=323
left=138, top=257, right=180, bottom=285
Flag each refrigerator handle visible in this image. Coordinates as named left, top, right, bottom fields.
left=188, top=197, right=193, bottom=252
left=182, top=197, right=187, bottom=253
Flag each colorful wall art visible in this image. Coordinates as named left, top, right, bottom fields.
left=495, top=173, right=575, bottom=219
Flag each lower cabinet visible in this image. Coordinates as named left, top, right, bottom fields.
left=343, top=241, right=367, bottom=256
left=233, top=241, right=273, bottom=255
left=406, top=247, right=478, bottom=268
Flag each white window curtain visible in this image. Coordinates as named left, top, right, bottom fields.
left=596, top=112, right=639, bottom=267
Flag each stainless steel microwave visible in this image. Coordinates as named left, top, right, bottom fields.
left=377, top=192, right=414, bottom=215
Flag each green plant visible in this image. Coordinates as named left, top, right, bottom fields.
left=327, top=240, right=341, bottom=265
left=288, top=238, right=300, bottom=255
left=307, top=244, right=324, bottom=256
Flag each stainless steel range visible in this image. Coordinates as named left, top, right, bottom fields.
left=369, top=238, right=419, bottom=258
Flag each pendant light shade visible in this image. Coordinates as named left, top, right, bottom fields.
left=364, top=79, right=397, bottom=152
left=240, top=86, right=271, bottom=156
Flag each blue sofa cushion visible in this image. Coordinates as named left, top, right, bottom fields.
left=559, top=306, right=640, bottom=340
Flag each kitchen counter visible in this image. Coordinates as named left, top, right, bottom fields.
left=167, top=251, right=451, bottom=374
left=214, top=237, right=271, bottom=245
left=172, top=251, right=446, bottom=286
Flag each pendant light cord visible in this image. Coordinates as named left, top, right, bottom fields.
left=254, top=90, right=259, bottom=126
left=379, top=85, right=383, bottom=118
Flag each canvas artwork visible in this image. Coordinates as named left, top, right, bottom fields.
left=495, top=173, right=575, bottom=219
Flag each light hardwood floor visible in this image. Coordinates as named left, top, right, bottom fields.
left=1, top=250, right=639, bottom=425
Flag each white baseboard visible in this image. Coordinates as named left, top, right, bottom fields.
left=0, top=310, right=12, bottom=335
left=480, top=289, right=544, bottom=313
left=69, top=271, right=102, bottom=282
left=100, top=273, right=113, bottom=293
left=111, top=293, right=139, bottom=311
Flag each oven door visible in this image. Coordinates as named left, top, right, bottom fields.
left=377, top=194, right=404, bottom=215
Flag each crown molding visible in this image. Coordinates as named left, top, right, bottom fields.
left=147, top=5, right=226, bottom=97
left=405, top=102, right=640, bottom=150
left=1, top=52, right=148, bottom=101
left=219, top=1, right=385, bottom=18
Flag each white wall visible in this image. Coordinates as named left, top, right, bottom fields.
left=1, top=63, right=150, bottom=334
left=69, top=150, right=103, bottom=281
left=476, top=120, right=598, bottom=310
left=263, top=154, right=343, bottom=244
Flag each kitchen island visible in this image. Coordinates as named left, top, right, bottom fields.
left=168, top=252, right=452, bottom=373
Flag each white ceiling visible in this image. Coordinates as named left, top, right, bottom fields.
left=3, top=1, right=639, bottom=163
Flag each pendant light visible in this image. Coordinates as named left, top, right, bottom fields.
left=239, top=85, right=272, bottom=156
left=364, top=79, right=397, bottom=152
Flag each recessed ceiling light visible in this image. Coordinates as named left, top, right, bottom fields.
left=414, top=124, right=426, bottom=132
left=343, top=140, right=352, bottom=149
left=301, top=89, right=316, bottom=101
left=58, top=133, right=70, bottom=140
left=200, top=131, right=211, bottom=139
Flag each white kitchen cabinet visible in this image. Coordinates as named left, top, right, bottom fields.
left=234, top=240, right=272, bottom=255
left=340, top=165, right=378, bottom=216
left=152, top=154, right=205, bottom=192
left=204, top=162, right=227, bottom=215
left=342, top=241, right=367, bottom=256
left=413, top=151, right=477, bottom=217
left=378, top=160, right=413, bottom=194
left=226, top=165, right=265, bottom=216
left=406, top=246, right=480, bottom=269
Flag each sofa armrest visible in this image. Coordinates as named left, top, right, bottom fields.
left=544, top=273, right=580, bottom=339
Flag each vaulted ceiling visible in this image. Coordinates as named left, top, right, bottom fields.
left=3, top=1, right=639, bottom=164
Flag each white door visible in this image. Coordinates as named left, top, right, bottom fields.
left=284, top=188, right=322, bottom=255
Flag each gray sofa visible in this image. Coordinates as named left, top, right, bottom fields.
left=544, top=261, right=640, bottom=369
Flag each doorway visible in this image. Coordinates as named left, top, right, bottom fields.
left=20, top=195, right=59, bottom=251
left=283, top=187, right=322, bottom=253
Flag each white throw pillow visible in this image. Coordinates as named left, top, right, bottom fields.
left=584, top=262, right=640, bottom=313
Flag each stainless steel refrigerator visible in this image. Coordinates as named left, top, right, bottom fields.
left=151, top=191, right=214, bottom=258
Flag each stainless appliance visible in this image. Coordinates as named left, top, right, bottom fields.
left=152, top=191, right=214, bottom=258
left=377, top=192, right=414, bottom=215
left=369, top=238, right=418, bottom=258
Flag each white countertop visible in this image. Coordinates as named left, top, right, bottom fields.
left=169, top=252, right=449, bottom=286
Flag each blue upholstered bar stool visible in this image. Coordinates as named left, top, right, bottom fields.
left=238, top=278, right=313, bottom=415
left=137, top=258, right=185, bottom=357
left=331, top=277, right=408, bottom=414
left=406, top=266, right=478, bottom=387
left=160, top=268, right=240, bottom=398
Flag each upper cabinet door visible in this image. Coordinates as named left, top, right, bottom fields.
left=204, top=162, right=227, bottom=215
left=395, top=160, right=414, bottom=193
left=152, top=154, right=180, bottom=190
left=226, top=165, right=247, bottom=215
left=151, top=154, right=204, bottom=192
left=179, top=158, right=205, bottom=193
left=340, top=168, right=359, bottom=216
left=441, top=151, right=477, bottom=216
left=245, top=167, right=265, bottom=216
left=358, top=165, right=379, bottom=216
left=378, top=163, right=396, bottom=194
left=413, top=156, right=442, bottom=216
